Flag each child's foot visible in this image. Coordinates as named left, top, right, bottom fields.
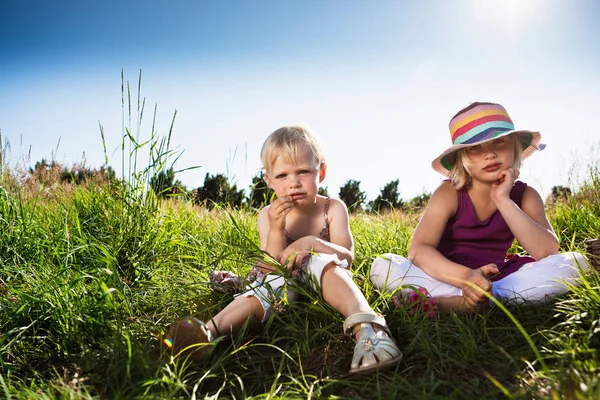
left=343, top=313, right=403, bottom=374
left=164, top=317, right=215, bottom=362
left=209, top=270, right=242, bottom=293
left=434, top=296, right=489, bottom=315
left=393, top=288, right=438, bottom=319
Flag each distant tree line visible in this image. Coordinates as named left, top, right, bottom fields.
left=147, top=170, right=576, bottom=213
left=148, top=168, right=431, bottom=213
left=31, top=160, right=574, bottom=213
left=29, top=158, right=116, bottom=186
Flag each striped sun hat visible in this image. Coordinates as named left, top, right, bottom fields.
left=431, top=102, right=545, bottom=176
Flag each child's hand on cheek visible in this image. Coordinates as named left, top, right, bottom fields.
left=491, top=168, right=520, bottom=205
left=268, top=197, right=293, bottom=231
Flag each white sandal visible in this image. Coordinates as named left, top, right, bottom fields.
left=165, top=316, right=216, bottom=362
left=343, top=313, right=403, bottom=374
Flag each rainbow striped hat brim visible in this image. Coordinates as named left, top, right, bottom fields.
left=431, top=102, right=545, bottom=176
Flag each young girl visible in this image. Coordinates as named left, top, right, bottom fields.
left=370, top=102, right=589, bottom=314
left=166, top=124, right=402, bottom=373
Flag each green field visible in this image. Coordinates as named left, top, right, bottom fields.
left=1, top=148, right=599, bottom=399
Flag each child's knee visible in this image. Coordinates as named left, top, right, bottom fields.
left=563, top=251, right=590, bottom=270
left=546, top=251, right=590, bottom=273
left=305, top=253, right=349, bottom=290
left=369, top=254, right=390, bottom=280
left=369, top=254, right=400, bottom=289
left=238, top=275, right=296, bottom=322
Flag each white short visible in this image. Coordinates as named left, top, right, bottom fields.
left=369, top=252, right=590, bottom=303
left=237, top=253, right=350, bottom=321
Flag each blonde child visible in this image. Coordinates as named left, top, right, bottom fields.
left=370, top=102, right=589, bottom=314
left=167, top=125, right=402, bottom=373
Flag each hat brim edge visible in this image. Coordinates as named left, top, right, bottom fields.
left=431, top=130, right=544, bottom=177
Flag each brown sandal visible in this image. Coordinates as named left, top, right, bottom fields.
left=164, top=317, right=216, bottom=362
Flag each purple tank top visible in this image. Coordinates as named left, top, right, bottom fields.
left=436, top=181, right=535, bottom=281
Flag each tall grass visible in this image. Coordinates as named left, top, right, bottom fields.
left=1, top=79, right=599, bottom=398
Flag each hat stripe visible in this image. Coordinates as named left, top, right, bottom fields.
left=454, top=121, right=514, bottom=144
left=460, top=127, right=513, bottom=144
left=450, top=109, right=511, bottom=135
left=452, top=115, right=513, bottom=142
left=449, top=103, right=506, bottom=125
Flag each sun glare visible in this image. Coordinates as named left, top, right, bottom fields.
left=471, top=0, right=542, bottom=31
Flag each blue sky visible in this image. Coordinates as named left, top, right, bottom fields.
left=1, top=0, right=599, bottom=201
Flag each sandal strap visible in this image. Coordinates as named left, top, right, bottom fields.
left=198, top=320, right=215, bottom=342
left=343, top=313, right=391, bottom=336
left=208, top=319, right=221, bottom=339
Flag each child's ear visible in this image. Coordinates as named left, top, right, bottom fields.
left=263, top=172, right=272, bottom=188
left=318, top=162, right=327, bottom=183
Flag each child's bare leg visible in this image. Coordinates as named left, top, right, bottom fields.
left=320, top=263, right=373, bottom=318
left=207, top=295, right=264, bottom=337
left=319, top=262, right=403, bottom=372
left=320, top=263, right=390, bottom=338
left=166, top=294, right=264, bottom=362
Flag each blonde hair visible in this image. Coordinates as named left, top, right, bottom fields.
left=260, top=124, right=325, bottom=172
left=448, top=133, right=524, bottom=190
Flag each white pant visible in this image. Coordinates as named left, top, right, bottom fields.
left=369, top=252, right=589, bottom=303
left=238, top=253, right=349, bottom=321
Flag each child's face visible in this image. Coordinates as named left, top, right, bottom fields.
left=265, top=145, right=324, bottom=206
left=465, top=136, right=516, bottom=182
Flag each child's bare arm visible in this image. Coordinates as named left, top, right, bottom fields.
left=497, top=185, right=559, bottom=259
left=257, top=200, right=291, bottom=273
left=408, top=182, right=456, bottom=273
left=319, top=198, right=354, bottom=264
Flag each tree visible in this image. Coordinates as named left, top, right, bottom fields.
left=371, top=179, right=403, bottom=213
left=550, top=185, right=572, bottom=202
left=318, top=186, right=329, bottom=197
left=31, top=159, right=118, bottom=187
left=408, top=192, right=431, bottom=210
left=149, top=168, right=185, bottom=198
left=29, top=158, right=62, bottom=186
left=61, top=164, right=117, bottom=185
left=195, top=173, right=245, bottom=209
left=247, top=171, right=274, bottom=209
left=339, top=179, right=366, bottom=213
left=100, top=166, right=117, bottom=182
